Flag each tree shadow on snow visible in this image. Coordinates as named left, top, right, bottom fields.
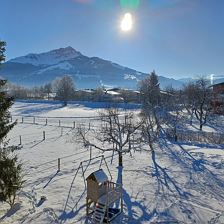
left=15, top=104, right=64, bottom=116
left=156, top=139, right=224, bottom=221
left=0, top=203, right=21, bottom=221
left=115, top=166, right=156, bottom=223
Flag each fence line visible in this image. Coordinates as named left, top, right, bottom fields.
left=166, top=128, right=224, bottom=144
left=26, top=148, right=118, bottom=176
left=11, top=115, right=103, bottom=130
left=9, top=127, right=73, bottom=146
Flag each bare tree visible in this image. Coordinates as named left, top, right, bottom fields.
left=139, top=71, right=161, bottom=130
left=183, top=82, right=197, bottom=125
left=7, top=84, right=29, bottom=99
left=140, top=109, right=161, bottom=152
left=163, top=89, right=185, bottom=141
left=183, top=78, right=212, bottom=131
left=194, top=78, right=212, bottom=131
left=78, top=108, right=142, bottom=168
left=53, top=75, right=75, bottom=106
left=43, top=83, right=52, bottom=100
left=92, top=87, right=105, bottom=102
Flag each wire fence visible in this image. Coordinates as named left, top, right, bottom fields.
left=166, top=128, right=224, bottom=144
left=11, top=114, right=103, bottom=130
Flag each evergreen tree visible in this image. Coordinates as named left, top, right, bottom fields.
left=0, top=79, right=16, bottom=145
left=0, top=40, right=24, bottom=208
left=0, top=41, right=16, bottom=146
left=139, top=71, right=162, bottom=151
left=139, top=70, right=160, bottom=109
left=0, top=40, right=6, bottom=63
left=0, top=154, right=23, bottom=207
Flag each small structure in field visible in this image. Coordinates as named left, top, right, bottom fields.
left=86, top=169, right=123, bottom=223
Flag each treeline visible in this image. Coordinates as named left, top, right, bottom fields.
left=6, top=75, right=142, bottom=104
left=6, top=74, right=217, bottom=126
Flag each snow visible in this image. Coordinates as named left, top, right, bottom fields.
left=189, top=148, right=224, bottom=155
left=37, top=62, right=73, bottom=74
left=124, top=74, right=138, bottom=80
left=111, top=62, right=125, bottom=70
left=9, top=47, right=81, bottom=66
left=1, top=101, right=224, bottom=223
left=88, top=169, right=109, bottom=183
left=106, top=90, right=120, bottom=96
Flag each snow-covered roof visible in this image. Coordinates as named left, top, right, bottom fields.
left=82, top=89, right=94, bottom=93
left=211, top=81, right=224, bottom=87
left=106, top=90, right=120, bottom=95
left=86, top=169, right=108, bottom=183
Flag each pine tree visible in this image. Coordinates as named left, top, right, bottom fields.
left=0, top=40, right=24, bottom=208
left=139, top=71, right=162, bottom=151
left=0, top=40, right=6, bottom=63
left=139, top=70, right=160, bottom=109
left=0, top=154, right=23, bottom=207
left=0, top=79, right=16, bottom=145
left=0, top=41, right=16, bottom=147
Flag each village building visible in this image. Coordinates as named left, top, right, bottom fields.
left=211, top=82, right=224, bottom=114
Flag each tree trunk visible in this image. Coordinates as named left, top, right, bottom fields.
left=118, top=152, right=123, bottom=167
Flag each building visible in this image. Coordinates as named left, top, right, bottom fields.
left=211, top=82, right=224, bottom=114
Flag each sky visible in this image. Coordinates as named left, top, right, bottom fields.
left=1, top=0, right=224, bottom=79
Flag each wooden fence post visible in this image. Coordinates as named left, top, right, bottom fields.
left=22, top=117, right=24, bottom=123
left=45, top=118, right=48, bottom=126
left=59, top=120, right=61, bottom=127
left=43, top=131, right=45, bottom=140
left=89, top=122, right=91, bottom=130
left=58, top=158, right=61, bottom=172
left=73, top=121, right=76, bottom=129
left=11, top=116, right=12, bottom=122
left=19, top=135, right=22, bottom=145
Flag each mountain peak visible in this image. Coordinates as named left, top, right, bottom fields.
left=9, top=46, right=82, bottom=66
left=51, top=46, right=80, bottom=55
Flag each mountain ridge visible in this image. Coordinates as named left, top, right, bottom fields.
left=1, top=46, right=184, bottom=89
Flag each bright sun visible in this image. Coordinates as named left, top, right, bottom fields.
left=121, top=13, right=133, bottom=32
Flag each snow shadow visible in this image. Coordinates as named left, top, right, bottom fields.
left=115, top=166, right=153, bottom=223
left=14, top=103, right=64, bottom=116
left=0, top=203, right=21, bottom=220
left=43, top=171, right=59, bottom=189
left=15, top=99, right=141, bottom=111
left=150, top=149, right=189, bottom=198
left=157, top=139, right=224, bottom=221
left=59, top=165, right=86, bottom=222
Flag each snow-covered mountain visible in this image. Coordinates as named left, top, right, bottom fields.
left=1, top=47, right=184, bottom=89
left=10, top=47, right=82, bottom=66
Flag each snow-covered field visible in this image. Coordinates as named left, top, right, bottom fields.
left=1, top=101, right=224, bottom=224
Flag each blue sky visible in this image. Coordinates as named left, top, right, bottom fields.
left=1, top=0, right=224, bottom=79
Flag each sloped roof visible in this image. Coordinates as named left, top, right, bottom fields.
left=86, top=169, right=108, bottom=183
left=211, top=81, right=224, bottom=87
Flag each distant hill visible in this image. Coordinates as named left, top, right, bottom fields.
left=1, top=46, right=184, bottom=89
left=178, top=77, right=224, bottom=86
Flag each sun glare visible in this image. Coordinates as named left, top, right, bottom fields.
left=121, top=13, right=133, bottom=32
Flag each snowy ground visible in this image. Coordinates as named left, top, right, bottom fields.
left=1, top=101, right=224, bottom=224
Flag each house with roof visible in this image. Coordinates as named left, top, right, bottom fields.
left=211, top=81, right=224, bottom=114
